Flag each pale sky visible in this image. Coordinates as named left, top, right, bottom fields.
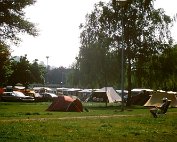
left=11, top=0, right=177, bottom=68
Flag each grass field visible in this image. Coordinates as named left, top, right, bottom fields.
left=0, top=102, right=177, bottom=142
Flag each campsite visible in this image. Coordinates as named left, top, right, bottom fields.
left=1, top=87, right=177, bottom=141
left=1, top=0, right=177, bottom=141
left=1, top=101, right=177, bottom=142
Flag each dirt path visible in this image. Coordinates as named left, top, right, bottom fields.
left=0, top=114, right=145, bottom=123
left=1, top=112, right=177, bottom=123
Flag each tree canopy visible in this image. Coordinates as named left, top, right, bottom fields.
left=0, top=0, right=39, bottom=87
left=0, top=0, right=38, bottom=44
left=74, top=0, right=174, bottom=105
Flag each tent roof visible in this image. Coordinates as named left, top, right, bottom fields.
left=14, top=86, right=25, bottom=90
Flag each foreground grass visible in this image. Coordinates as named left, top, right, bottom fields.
left=0, top=102, right=177, bottom=142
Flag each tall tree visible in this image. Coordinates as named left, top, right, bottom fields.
left=0, top=0, right=38, bottom=87
left=112, top=0, right=173, bottom=106
left=0, top=42, right=11, bottom=86
left=78, top=0, right=174, bottom=106
left=144, top=44, right=177, bottom=91
left=9, top=55, right=32, bottom=88
left=30, top=59, right=45, bottom=84
left=77, top=2, right=122, bottom=89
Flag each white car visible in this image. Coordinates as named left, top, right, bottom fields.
left=1, top=91, right=35, bottom=102
left=40, top=93, right=58, bottom=101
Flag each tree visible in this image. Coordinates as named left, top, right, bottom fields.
left=0, top=0, right=38, bottom=44
left=8, top=56, right=46, bottom=88
left=0, top=42, right=11, bottom=86
left=0, top=0, right=38, bottom=87
left=112, top=0, right=173, bottom=106
left=47, top=67, right=66, bottom=85
left=9, top=55, right=32, bottom=88
left=30, top=59, right=45, bottom=84
left=67, top=66, right=80, bottom=88
left=78, top=0, right=174, bottom=106
left=144, top=44, right=177, bottom=91
left=76, top=2, right=123, bottom=89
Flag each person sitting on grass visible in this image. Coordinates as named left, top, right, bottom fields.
left=150, top=97, right=170, bottom=118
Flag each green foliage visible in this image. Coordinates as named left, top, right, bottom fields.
left=0, top=42, right=11, bottom=86
left=30, top=59, right=45, bottom=84
left=140, top=44, right=177, bottom=91
left=47, top=67, right=66, bottom=85
left=71, top=0, right=174, bottom=101
left=0, top=0, right=39, bottom=87
left=10, top=55, right=31, bottom=86
left=6, top=55, right=45, bottom=87
left=0, top=0, right=38, bottom=44
left=66, top=66, right=80, bottom=88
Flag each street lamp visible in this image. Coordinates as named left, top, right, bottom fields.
left=46, top=56, right=49, bottom=67
left=112, top=0, right=128, bottom=111
left=46, top=56, right=49, bottom=85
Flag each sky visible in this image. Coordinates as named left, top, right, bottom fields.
left=11, top=0, right=177, bottom=68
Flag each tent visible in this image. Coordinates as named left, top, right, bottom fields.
left=88, top=87, right=122, bottom=103
left=144, top=92, right=177, bottom=107
left=131, top=90, right=152, bottom=106
left=0, top=87, right=4, bottom=94
left=47, top=95, right=83, bottom=112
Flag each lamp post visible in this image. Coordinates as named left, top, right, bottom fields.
left=46, top=56, right=49, bottom=85
left=113, top=0, right=127, bottom=111
left=46, top=56, right=49, bottom=67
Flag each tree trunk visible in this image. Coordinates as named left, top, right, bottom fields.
left=126, top=58, right=132, bottom=106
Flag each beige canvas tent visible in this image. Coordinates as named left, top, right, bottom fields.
left=144, top=92, right=177, bottom=107
left=47, top=95, right=83, bottom=112
left=88, top=87, right=122, bottom=103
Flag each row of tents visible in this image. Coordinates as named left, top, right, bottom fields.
left=2, top=86, right=177, bottom=111
left=47, top=87, right=120, bottom=112
left=47, top=87, right=177, bottom=112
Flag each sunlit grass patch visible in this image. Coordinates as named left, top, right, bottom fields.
left=0, top=102, right=177, bottom=141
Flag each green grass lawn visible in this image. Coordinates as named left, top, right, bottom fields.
left=0, top=102, right=177, bottom=142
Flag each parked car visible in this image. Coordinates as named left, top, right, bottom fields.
left=40, top=93, right=58, bottom=101
left=1, top=91, right=35, bottom=102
